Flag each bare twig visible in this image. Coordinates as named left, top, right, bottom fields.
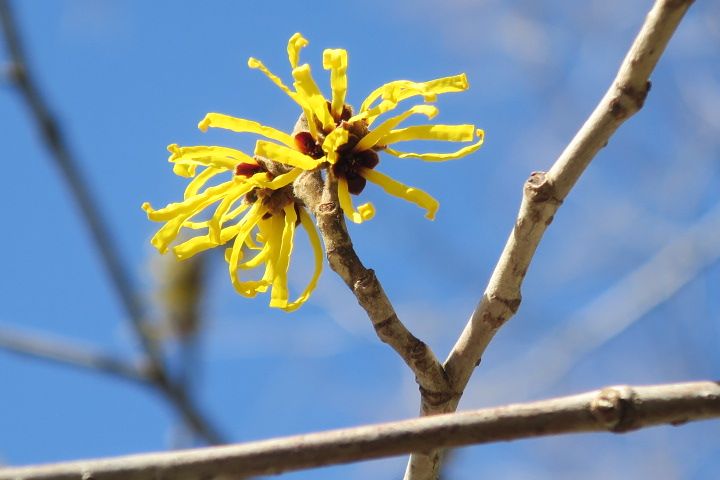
left=405, top=0, right=695, bottom=478
left=296, top=171, right=452, bottom=410
left=0, top=325, right=147, bottom=383
left=1, top=380, right=717, bottom=480
left=480, top=201, right=720, bottom=404
left=0, top=0, right=223, bottom=445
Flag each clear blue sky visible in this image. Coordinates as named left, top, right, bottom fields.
left=1, top=1, right=719, bottom=478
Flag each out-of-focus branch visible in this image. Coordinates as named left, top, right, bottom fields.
left=0, top=0, right=223, bottom=445
left=405, top=1, right=695, bottom=478
left=0, top=325, right=147, bottom=383
left=2, top=380, right=718, bottom=480
left=295, top=171, right=452, bottom=409
left=0, top=0, right=157, bottom=364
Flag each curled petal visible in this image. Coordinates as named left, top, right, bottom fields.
left=360, top=168, right=439, bottom=220
left=208, top=182, right=257, bottom=243
left=282, top=209, right=323, bottom=312
left=359, top=74, right=469, bottom=114
left=322, top=48, right=348, bottom=119
left=337, top=176, right=375, bottom=224
left=269, top=204, right=298, bottom=309
left=248, top=167, right=303, bottom=189
left=292, top=64, right=334, bottom=131
left=287, top=33, right=309, bottom=69
left=248, top=57, right=320, bottom=140
left=354, top=104, right=438, bottom=152
left=168, top=144, right=253, bottom=173
left=381, top=124, right=475, bottom=145
left=254, top=140, right=322, bottom=170
left=143, top=178, right=236, bottom=223
left=384, top=129, right=485, bottom=162
left=227, top=202, right=270, bottom=296
left=321, top=127, right=349, bottom=164
left=198, top=113, right=295, bottom=148
left=183, top=166, right=227, bottom=199
left=172, top=219, right=243, bottom=260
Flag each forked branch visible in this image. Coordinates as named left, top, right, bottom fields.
left=407, top=0, right=695, bottom=478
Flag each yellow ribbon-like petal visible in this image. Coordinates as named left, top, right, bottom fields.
left=282, top=208, right=323, bottom=312
left=143, top=181, right=236, bottom=253
left=287, top=33, right=309, bottom=69
left=269, top=204, right=298, bottom=309
left=292, top=64, right=335, bottom=132
left=322, top=48, right=348, bottom=120
left=337, top=176, right=375, bottom=224
left=183, top=166, right=226, bottom=199
left=198, top=113, right=295, bottom=148
left=360, top=168, right=439, bottom=220
left=143, top=180, right=235, bottom=223
left=359, top=74, right=469, bottom=114
left=254, top=140, right=321, bottom=170
left=237, top=242, right=272, bottom=269
left=228, top=202, right=269, bottom=296
left=168, top=144, right=253, bottom=172
left=321, top=127, right=349, bottom=164
left=247, top=166, right=303, bottom=189
left=208, top=181, right=257, bottom=243
left=384, top=128, right=485, bottom=162
left=380, top=124, right=475, bottom=145
left=172, top=220, right=241, bottom=260
left=247, top=57, right=320, bottom=140
left=354, top=104, right=438, bottom=152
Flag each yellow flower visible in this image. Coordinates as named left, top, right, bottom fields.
left=142, top=143, right=323, bottom=312
left=247, top=32, right=484, bottom=224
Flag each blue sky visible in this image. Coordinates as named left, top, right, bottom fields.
left=1, top=1, right=719, bottom=478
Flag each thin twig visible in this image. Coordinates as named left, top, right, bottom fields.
left=406, top=0, right=695, bottom=478
left=1, top=380, right=717, bottom=480
left=0, top=0, right=223, bottom=445
left=0, top=325, right=147, bottom=383
left=480, top=201, right=720, bottom=404
left=296, top=170, right=452, bottom=410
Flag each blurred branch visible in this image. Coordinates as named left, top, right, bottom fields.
left=0, top=325, right=147, bottom=383
left=296, top=170, right=452, bottom=410
left=1, top=380, right=718, bottom=480
left=481, top=201, right=720, bottom=403
left=0, top=0, right=223, bottom=445
left=407, top=0, right=695, bottom=478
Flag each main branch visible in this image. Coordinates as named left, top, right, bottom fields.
left=1, top=381, right=717, bottom=480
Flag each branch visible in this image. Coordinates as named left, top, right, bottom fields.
left=1, top=380, right=717, bottom=480
left=480, top=201, right=720, bottom=403
left=0, top=325, right=147, bottom=383
left=0, top=0, right=223, bottom=445
left=295, top=170, right=452, bottom=409
left=406, top=0, right=695, bottom=477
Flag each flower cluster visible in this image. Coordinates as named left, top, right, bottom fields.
left=143, top=33, right=483, bottom=311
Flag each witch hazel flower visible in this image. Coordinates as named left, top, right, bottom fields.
left=144, top=33, right=482, bottom=311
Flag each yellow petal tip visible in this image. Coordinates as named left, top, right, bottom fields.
left=198, top=115, right=211, bottom=132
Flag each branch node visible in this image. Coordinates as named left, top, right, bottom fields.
left=318, top=201, right=336, bottom=214
left=609, top=82, right=651, bottom=120
left=590, top=386, right=636, bottom=432
left=492, top=294, right=522, bottom=316
left=524, top=172, right=562, bottom=205
left=419, top=386, right=456, bottom=408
